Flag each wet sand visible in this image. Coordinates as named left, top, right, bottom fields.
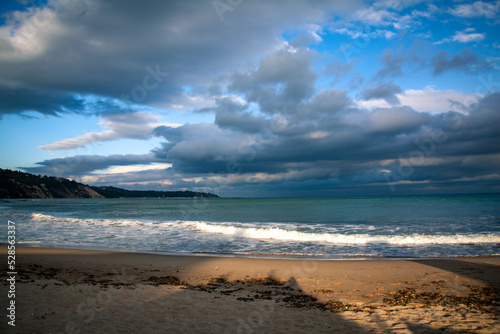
left=1, top=246, right=499, bottom=333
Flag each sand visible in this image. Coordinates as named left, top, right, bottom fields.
left=1, top=246, right=499, bottom=333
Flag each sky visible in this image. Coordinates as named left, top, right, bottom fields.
left=0, top=0, right=499, bottom=197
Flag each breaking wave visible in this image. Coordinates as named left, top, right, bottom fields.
left=193, top=222, right=500, bottom=245
left=15, top=213, right=500, bottom=246
left=2, top=212, right=498, bottom=258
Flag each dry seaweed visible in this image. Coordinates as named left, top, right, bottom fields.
left=146, top=275, right=186, bottom=286
left=383, top=286, right=499, bottom=312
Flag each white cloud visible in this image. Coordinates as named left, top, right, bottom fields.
left=302, top=24, right=323, bottom=44
left=308, top=131, right=329, bottom=139
left=399, top=89, right=481, bottom=114
left=38, top=112, right=181, bottom=151
left=393, top=14, right=413, bottom=29
left=356, top=88, right=481, bottom=114
left=92, top=163, right=173, bottom=175
left=435, top=29, right=486, bottom=45
left=162, top=90, right=218, bottom=111
left=353, top=7, right=395, bottom=25
left=452, top=30, right=486, bottom=43
left=333, top=27, right=396, bottom=40
left=0, top=6, right=58, bottom=57
left=374, top=0, right=427, bottom=11
left=449, top=1, right=500, bottom=19
left=333, top=27, right=368, bottom=39
left=356, top=98, right=392, bottom=110
left=346, top=3, right=426, bottom=37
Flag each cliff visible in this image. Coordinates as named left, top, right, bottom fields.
left=0, top=169, right=218, bottom=199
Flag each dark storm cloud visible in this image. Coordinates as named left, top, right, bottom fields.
left=374, top=48, right=407, bottom=78
left=24, top=153, right=163, bottom=177
left=367, top=106, right=430, bottom=133
left=198, top=96, right=268, bottom=133
left=431, top=48, right=492, bottom=76
left=25, top=92, right=500, bottom=195
left=371, top=44, right=495, bottom=82
left=149, top=91, right=500, bottom=195
left=359, top=82, right=403, bottom=105
left=0, top=0, right=362, bottom=117
left=215, top=111, right=268, bottom=134
left=435, top=93, right=500, bottom=156
left=305, top=89, right=353, bottom=115
left=325, top=60, right=364, bottom=89
left=0, top=86, right=131, bottom=118
left=229, top=49, right=317, bottom=114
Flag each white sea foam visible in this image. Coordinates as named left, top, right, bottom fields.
left=193, top=222, right=500, bottom=245
left=5, top=212, right=500, bottom=252
left=28, top=213, right=164, bottom=228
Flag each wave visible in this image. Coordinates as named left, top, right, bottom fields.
left=7, top=212, right=500, bottom=247
left=193, top=222, right=500, bottom=245
left=28, top=213, right=164, bottom=228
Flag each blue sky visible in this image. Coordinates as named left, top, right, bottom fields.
left=0, top=0, right=499, bottom=197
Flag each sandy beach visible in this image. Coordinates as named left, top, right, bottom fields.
left=1, top=246, right=499, bottom=333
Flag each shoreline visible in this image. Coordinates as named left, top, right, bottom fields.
left=10, top=244, right=500, bottom=261
left=1, top=246, right=499, bottom=333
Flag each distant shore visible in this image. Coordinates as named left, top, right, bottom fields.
left=0, top=168, right=219, bottom=199
left=1, top=246, right=499, bottom=333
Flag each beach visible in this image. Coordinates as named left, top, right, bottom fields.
left=1, top=246, right=499, bottom=333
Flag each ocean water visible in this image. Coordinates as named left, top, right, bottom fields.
left=1, top=194, right=499, bottom=259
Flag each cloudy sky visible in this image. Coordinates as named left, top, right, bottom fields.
left=0, top=0, right=499, bottom=197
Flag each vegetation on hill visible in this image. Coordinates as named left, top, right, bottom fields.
left=90, top=186, right=218, bottom=199
left=0, top=169, right=218, bottom=199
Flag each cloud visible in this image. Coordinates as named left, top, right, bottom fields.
left=353, top=7, right=396, bottom=26
left=0, top=0, right=362, bottom=117
left=449, top=1, right=500, bottom=19
left=359, top=82, right=402, bottom=105
left=431, top=48, right=492, bottom=76
left=38, top=112, right=180, bottom=151
left=374, top=47, right=493, bottom=80
left=306, top=89, right=353, bottom=115
left=374, top=48, right=417, bottom=78
left=332, top=26, right=397, bottom=40
left=229, top=48, right=317, bottom=114
left=98, top=163, right=173, bottom=175
left=215, top=110, right=267, bottom=134
left=373, top=0, right=427, bottom=11
left=325, top=59, right=364, bottom=89
left=357, top=88, right=481, bottom=114
left=435, top=29, right=486, bottom=45
left=452, top=30, right=486, bottom=43
left=348, top=1, right=429, bottom=33
left=290, top=24, right=324, bottom=47
left=367, top=106, right=429, bottom=133
left=23, top=153, right=164, bottom=177
left=148, top=90, right=500, bottom=195
left=23, top=92, right=500, bottom=196
left=398, top=89, right=480, bottom=114
left=0, top=87, right=132, bottom=118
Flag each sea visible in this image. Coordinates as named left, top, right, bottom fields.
left=1, top=194, right=500, bottom=259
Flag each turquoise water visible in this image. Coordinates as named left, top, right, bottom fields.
left=1, top=194, right=499, bottom=258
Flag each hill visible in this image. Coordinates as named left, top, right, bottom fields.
left=91, top=186, right=218, bottom=199
left=0, top=169, right=218, bottom=199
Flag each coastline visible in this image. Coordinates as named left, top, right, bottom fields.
left=1, top=246, right=499, bottom=333
left=12, top=244, right=500, bottom=260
